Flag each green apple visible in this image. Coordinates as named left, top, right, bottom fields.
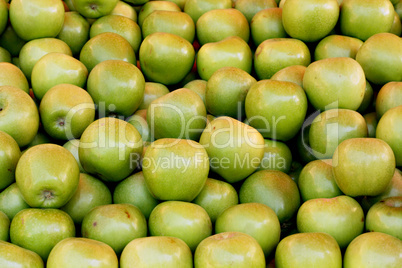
left=138, top=82, right=169, bottom=110
left=196, top=36, right=252, bottom=81
left=64, top=0, right=76, bottom=11
left=391, top=10, right=402, bottom=36
left=120, top=236, right=193, bottom=268
left=235, top=0, right=277, bottom=23
left=357, top=80, right=374, bottom=114
left=258, top=139, right=292, bottom=173
left=376, top=106, right=402, bottom=167
left=16, top=144, right=80, bottom=208
left=61, top=173, right=112, bottom=224
left=111, top=1, right=137, bottom=21
left=250, top=8, right=287, bottom=47
left=0, top=25, right=26, bottom=57
left=340, top=0, right=394, bottom=41
left=0, top=211, right=9, bottom=241
left=194, top=232, right=266, bottom=268
left=376, top=82, right=402, bottom=118
left=124, top=0, right=149, bottom=5
left=275, top=232, right=342, bottom=268
left=139, top=32, right=195, bottom=85
left=183, top=79, right=207, bottom=105
left=0, top=0, right=7, bottom=35
left=149, top=201, right=212, bottom=252
left=0, top=241, right=44, bottom=267
left=184, top=0, right=232, bottom=23
left=270, top=65, right=306, bottom=88
left=127, top=109, right=151, bottom=142
left=146, top=88, right=206, bottom=140
left=254, top=38, right=310, bottom=80
left=0, top=62, right=29, bottom=94
left=343, top=232, right=402, bottom=268
left=0, top=131, right=20, bottom=190
left=142, top=11, right=194, bottom=44
left=113, top=171, right=159, bottom=219
left=19, top=38, right=72, bottom=80
left=63, top=139, right=85, bottom=172
left=0, top=86, right=39, bottom=147
left=72, top=0, right=119, bottom=19
left=79, top=117, right=143, bottom=182
left=215, top=203, right=280, bottom=256
left=282, top=0, right=339, bottom=42
left=47, top=237, right=118, bottom=268
left=9, top=0, right=64, bottom=41
left=196, top=8, right=249, bottom=45
left=356, top=33, right=402, bottom=85
left=0, top=183, right=30, bottom=220
left=87, top=60, right=145, bottom=117
left=303, top=57, right=366, bottom=111
left=81, top=203, right=147, bottom=255
left=0, top=47, right=10, bottom=62
left=138, top=0, right=181, bottom=27
left=90, top=14, right=142, bottom=54
left=332, top=138, right=396, bottom=197
left=240, top=170, right=300, bottom=223
left=245, top=80, right=308, bottom=141
left=23, top=128, right=54, bottom=149
left=314, top=35, right=363, bottom=60
left=364, top=112, right=378, bottom=138
left=199, top=116, right=265, bottom=183
left=205, top=67, right=256, bottom=119
left=57, top=11, right=90, bottom=56
left=366, top=196, right=402, bottom=240
left=10, top=208, right=75, bottom=260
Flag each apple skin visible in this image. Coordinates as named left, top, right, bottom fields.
left=127, top=110, right=151, bottom=142
left=271, top=65, right=306, bottom=88
left=332, top=138, right=396, bottom=197
left=63, top=139, right=85, bottom=173
left=0, top=131, right=20, bottom=190
left=120, top=236, right=193, bottom=268
left=357, top=80, right=374, bottom=114
left=111, top=1, right=137, bottom=21
left=61, top=173, right=112, bottom=225
left=0, top=183, right=30, bottom=220
left=376, top=82, right=402, bottom=119
left=138, top=82, right=169, bottom=110
left=235, top=0, right=277, bottom=23
left=10, top=208, right=75, bottom=260
left=0, top=62, right=29, bottom=94
left=258, top=139, right=292, bottom=173
left=314, top=35, right=363, bottom=60
left=250, top=8, right=287, bottom=47
left=47, top=237, right=118, bottom=268
left=148, top=201, right=212, bottom=252
left=72, top=0, right=119, bottom=19
left=183, top=79, right=207, bottom=105
left=81, top=203, right=147, bottom=255
left=184, top=0, right=232, bottom=24
left=194, top=232, right=266, bottom=268
left=0, top=241, right=44, bottom=268
left=275, top=232, right=342, bottom=268
left=9, top=0, right=65, bottom=41
left=366, top=196, right=402, bottom=240
left=0, top=0, right=7, bottom=35
left=0, top=210, right=9, bottom=241
left=343, top=232, right=402, bottom=268
left=0, top=24, right=26, bottom=57
left=57, top=11, right=90, bottom=56
left=0, top=86, right=40, bottom=147
left=138, top=1, right=181, bottom=27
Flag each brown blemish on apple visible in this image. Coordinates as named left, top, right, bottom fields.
left=93, top=222, right=97, bottom=227
left=7, top=168, right=12, bottom=172
left=125, top=211, right=131, bottom=218
left=361, top=216, right=365, bottom=222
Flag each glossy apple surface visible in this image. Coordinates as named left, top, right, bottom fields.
left=0, top=183, right=30, bottom=220
left=57, top=11, right=90, bottom=56
left=258, top=139, right=292, bottom=173
left=250, top=7, right=287, bottom=47
left=0, top=131, right=20, bottom=190
left=72, top=0, right=119, bottom=19
left=314, top=35, right=363, bottom=60
left=0, top=241, right=44, bottom=267
left=0, top=62, right=29, bottom=94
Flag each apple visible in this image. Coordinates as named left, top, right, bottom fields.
left=250, top=8, right=287, bottom=47
left=194, top=232, right=266, bottom=268
left=0, top=62, right=29, bottom=94
left=72, top=0, right=119, bottom=19
left=199, top=116, right=265, bottom=183
left=81, top=203, right=147, bottom=255
left=111, top=1, right=137, bottom=21
left=57, top=11, right=90, bottom=56
left=0, top=25, right=26, bottom=57
left=205, top=66, right=256, bottom=119
left=47, top=237, right=118, bottom=268
left=0, top=241, right=44, bottom=267
left=270, top=65, right=306, bottom=88
left=139, top=32, right=195, bottom=85
left=0, top=211, right=9, bottom=241
left=0, top=86, right=40, bottom=147
left=332, top=138, right=396, bottom=197
left=137, top=0, right=181, bottom=27
left=239, top=170, right=301, bottom=223
left=127, top=110, right=151, bottom=142
left=0, top=131, right=20, bottom=190
left=183, top=79, right=207, bottom=105
left=258, top=139, right=292, bottom=173
left=0, top=183, right=30, bottom=220
left=148, top=201, right=212, bottom=252
left=63, top=139, right=85, bottom=173
left=61, top=173, right=112, bottom=224
left=0, top=47, right=10, bottom=62
left=391, top=10, right=402, bottom=36
left=235, top=0, right=277, bottom=23
left=0, top=0, right=7, bottom=35
left=357, top=80, right=374, bottom=114
left=138, top=82, right=169, bottom=110
left=275, top=232, right=342, bottom=268
left=87, top=60, right=145, bottom=117
left=364, top=112, right=378, bottom=138
left=314, top=35, right=363, bottom=60
left=9, top=0, right=65, bottom=41
left=184, top=0, right=232, bottom=23
left=120, top=236, right=193, bottom=268
left=245, top=80, right=308, bottom=141
left=343, top=232, right=402, bottom=268
left=10, top=208, right=75, bottom=260
left=376, top=82, right=402, bottom=118
left=64, top=0, right=76, bottom=11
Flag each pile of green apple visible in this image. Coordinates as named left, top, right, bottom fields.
left=0, top=0, right=402, bottom=267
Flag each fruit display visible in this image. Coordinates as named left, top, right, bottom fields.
left=0, top=0, right=402, bottom=267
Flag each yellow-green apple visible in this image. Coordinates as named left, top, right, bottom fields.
left=333, top=138, right=396, bottom=196
left=81, top=203, right=147, bottom=255
left=239, top=170, right=300, bottom=223
left=0, top=211, right=9, bottom=241
left=113, top=171, right=158, bottom=219
left=0, top=86, right=39, bottom=147
left=57, top=11, right=90, bottom=56
left=87, top=60, right=145, bottom=117
left=124, top=0, right=149, bottom=5
left=23, top=128, right=54, bottom=149
left=391, top=11, right=402, bottom=36
left=271, top=65, right=306, bottom=88
left=376, top=82, right=402, bottom=118
left=61, top=173, right=112, bottom=224
left=0, top=0, right=7, bottom=35
left=0, top=25, right=26, bottom=57
left=0, top=241, right=44, bottom=267
left=47, top=237, right=118, bottom=268
left=364, top=112, right=377, bottom=138
left=0, top=62, right=29, bottom=94
left=194, top=232, right=266, bottom=268
left=0, top=47, right=10, bottom=62
left=64, top=0, right=76, bottom=11
left=245, top=80, right=308, bottom=141
left=199, top=116, right=265, bottom=183
left=0, top=183, right=30, bottom=220
left=184, top=0, right=232, bottom=24
left=63, top=139, right=85, bottom=172
left=183, top=79, right=207, bottom=105
left=357, top=80, right=374, bottom=114
left=137, top=0, right=180, bottom=27
left=314, top=35, right=363, bottom=60
left=258, top=139, right=292, bottom=173
left=10, top=208, right=75, bottom=260
left=9, top=0, right=65, bottom=41
left=72, top=0, right=118, bottom=19
left=250, top=8, right=287, bottom=47
left=275, top=232, right=342, bottom=268
left=139, top=32, right=195, bottom=85
left=149, top=201, right=212, bottom=252
left=138, top=82, right=169, bottom=110
left=79, top=117, right=143, bottom=182
left=120, top=236, right=193, bottom=268
left=127, top=110, right=151, bottom=142
left=0, top=131, right=20, bottom=190
left=235, top=0, right=277, bottom=23
left=111, top=1, right=137, bottom=21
